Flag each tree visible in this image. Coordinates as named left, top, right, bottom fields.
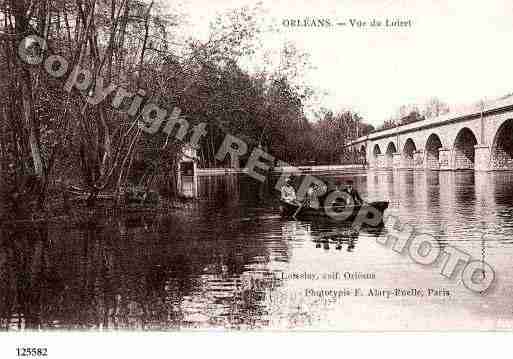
left=310, top=109, right=370, bottom=165
left=422, top=97, right=450, bottom=118
left=0, top=0, right=375, bottom=218
left=376, top=97, right=449, bottom=131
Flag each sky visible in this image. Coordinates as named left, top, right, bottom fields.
left=165, top=0, right=513, bottom=128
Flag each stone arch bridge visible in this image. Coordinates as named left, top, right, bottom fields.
left=346, top=98, right=513, bottom=171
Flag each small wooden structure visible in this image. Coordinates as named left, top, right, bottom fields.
left=177, top=145, right=199, bottom=198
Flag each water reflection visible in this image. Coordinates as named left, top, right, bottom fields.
left=0, top=213, right=288, bottom=330
left=2, top=171, right=513, bottom=330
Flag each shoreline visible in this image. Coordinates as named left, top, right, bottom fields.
left=197, top=164, right=367, bottom=175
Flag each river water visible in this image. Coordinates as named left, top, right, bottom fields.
left=1, top=170, right=513, bottom=331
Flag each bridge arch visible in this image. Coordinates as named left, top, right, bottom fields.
left=402, top=138, right=417, bottom=168
left=360, top=145, right=367, bottom=165
left=386, top=142, right=397, bottom=154
left=373, top=144, right=381, bottom=157
left=372, top=144, right=382, bottom=167
left=385, top=142, right=397, bottom=168
left=425, top=133, right=443, bottom=170
left=453, top=127, right=478, bottom=170
left=491, top=118, right=513, bottom=170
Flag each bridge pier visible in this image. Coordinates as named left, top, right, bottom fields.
left=385, top=155, right=394, bottom=168
left=474, top=145, right=491, bottom=171
left=400, top=155, right=414, bottom=169
left=368, top=147, right=493, bottom=171
left=392, top=152, right=402, bottom=169
left=413, top=150, right=424, bottom=170
left=438, top=147, right=453, bottom=171
left=375, top=154, right=385, bottom=168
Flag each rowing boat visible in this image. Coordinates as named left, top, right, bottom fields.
left=279, top=200, right=389, bottom=227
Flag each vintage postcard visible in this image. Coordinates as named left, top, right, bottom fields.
left=1, top=0, right=513, bottom=352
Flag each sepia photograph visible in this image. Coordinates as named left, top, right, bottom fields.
left=1, top=1, right=513, bottom=351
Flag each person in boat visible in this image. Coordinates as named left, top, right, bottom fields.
left=280, top=177, right=298, bottom=205
left=317, top=180, right=344, bottom=208
left=306, top=183, right=321, bottom=210
left=343, top=180, right=364, bottom=205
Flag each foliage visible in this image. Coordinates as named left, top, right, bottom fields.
left=0, top=0, right=373, bottom=217
left=376, top=97, right=450, bottom=131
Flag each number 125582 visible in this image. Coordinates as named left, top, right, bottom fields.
left=16, top=348, right=48, bottom=357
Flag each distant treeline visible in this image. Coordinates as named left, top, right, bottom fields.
left=375, top=97, right=451, bottom=131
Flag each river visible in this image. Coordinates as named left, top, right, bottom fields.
left=1, top=170, right=513, bottom=330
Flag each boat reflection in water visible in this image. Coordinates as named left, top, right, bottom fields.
left=281, top=217, right=386, bottom=253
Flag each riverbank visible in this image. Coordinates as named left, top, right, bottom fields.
left=0, top=195, right=198, bottom=228
left=197, top=164, right=367, bottom=176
